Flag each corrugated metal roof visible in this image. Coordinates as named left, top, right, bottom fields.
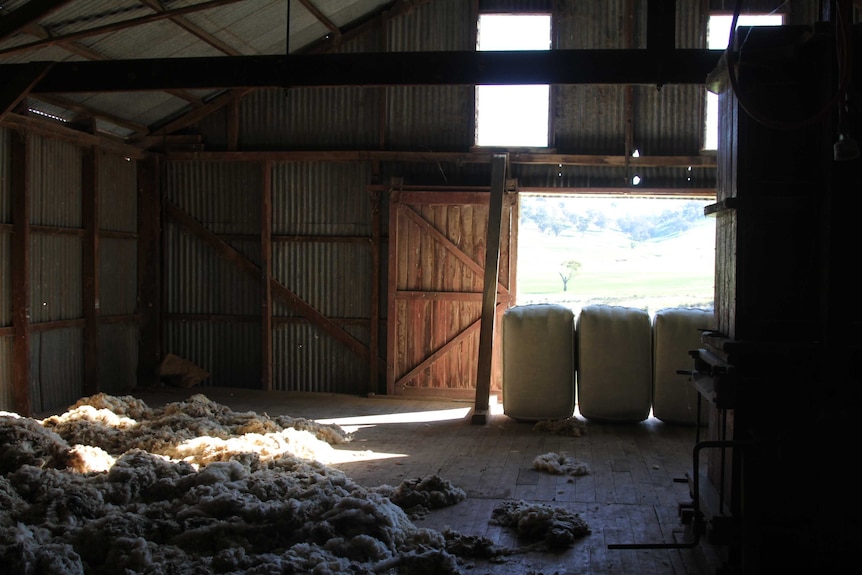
left=0, top=0, right=398, bottom=138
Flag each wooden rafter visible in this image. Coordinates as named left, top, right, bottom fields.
left=164, top=148, right=717, bottom=169
left=0, top=61, right=54, bottom=124
left=297, top=0, right=340, bottom=38
left=0, top=0, right=247, bottom=58
left=14, top=20, right=202, bottom=134
left=30, top=94, right=149, bottom=135
left=137, top=0, right=242, bottom=56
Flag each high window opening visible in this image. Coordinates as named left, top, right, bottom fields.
left=475, top=14, right=551, bottom=147
left=704, top=13, right=784, bottom=150
left=516, top=194, right=715, bottom=317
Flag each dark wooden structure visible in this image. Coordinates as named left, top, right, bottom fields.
left=688, top=24, right=861, bottom=573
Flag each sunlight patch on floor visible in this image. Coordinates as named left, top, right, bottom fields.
left=315, top=406, right=473, bottom=433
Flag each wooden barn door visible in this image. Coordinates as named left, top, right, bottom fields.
left=387, top=186, right=515, bottom=399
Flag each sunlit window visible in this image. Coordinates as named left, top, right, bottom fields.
left=475, top=14, right=551, bottom=147
left=704, top=13, right=784, bottom=150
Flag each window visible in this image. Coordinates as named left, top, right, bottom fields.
left=475, top=14, right=551, bottom=147
left=704, top=13, right=784, bottom=150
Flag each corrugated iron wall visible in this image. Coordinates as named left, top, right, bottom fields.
left=98, top=153, right=139, bottom=395
left=29, top=137, right=83, bottom=411
left=271, top=161, right=373, bottom=393
left=386, top=0, right=474, bottom=152
left=163, top=161, right=262, bottom=388
left=162, top=159, right=377, bottom=394
left=0, top=130, right=142, bottom=413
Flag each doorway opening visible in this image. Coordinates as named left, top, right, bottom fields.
left=516, top=194, right=715, bottom=317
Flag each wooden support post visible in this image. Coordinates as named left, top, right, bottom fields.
left=472, top=153, right=507, bottom=424
left=385, top=178, right=403, bottom=396
left=82, top=146, right=99, bottom=396
left=261, top=161, right=273, bottom=391
left=137, top=156, right=162, bottom=387
left=10, top=130, right=31, bottom=416
left=369, top=188, right=382, bottom=395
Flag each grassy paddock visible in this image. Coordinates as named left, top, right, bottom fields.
left=515, top=220, right=715, bottom=314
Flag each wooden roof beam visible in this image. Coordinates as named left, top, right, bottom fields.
left=297, top=0, right=341, bottom=40
left=137, top=0, right=243, bottom=56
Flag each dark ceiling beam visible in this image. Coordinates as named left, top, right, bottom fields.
left=0, top=0, right=74, bottom=42
left=647, top=0, right=675, bottom=53
left=21, top=49, right=723, bottom=93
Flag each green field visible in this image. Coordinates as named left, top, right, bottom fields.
left=515, top=219, right=716, bottom=315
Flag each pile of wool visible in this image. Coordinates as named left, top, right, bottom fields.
left=532, top=416, right=587, bottom=437
left=532, top=452, right=591, bottom=476
left=491, top=500, right=591, bottom=550
left=39, top=393, right=352, bottom=468
left=374, top=475, right=467, bottom=517
left=0, top=394, right=486, bottom=574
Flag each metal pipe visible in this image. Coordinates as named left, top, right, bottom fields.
left=608, top=439, right=752, bottom=550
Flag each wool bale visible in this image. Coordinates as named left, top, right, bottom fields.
left=576, top=305, right=651, bottom=422
left=501, top=304, right=576, bottom=421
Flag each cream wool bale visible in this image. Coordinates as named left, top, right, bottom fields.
left=576, top=305, right=651, bottom=422
left=501, top=304, right=576, bottom=421
left=652, top=307, right=714, bottom=425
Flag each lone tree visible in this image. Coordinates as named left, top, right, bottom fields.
left=558, top=259, right=582, bottom=291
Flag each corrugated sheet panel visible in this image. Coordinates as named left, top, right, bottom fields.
left=0, top=337, right=12, bottom=412
left=164, top=320, right=261, bottom=388
left=30, top=136, right=82, bottom=227
left=273, top=322, right=369, bottom=393
left=183, top=0, right=289, bottom=55
left=31, top=328, right=83, bottom=413
left=63, top=91, right=197, bottom=132
left=555, top=0, right=634, bottom=49
left=165, top=161, right=261, bottom=234
left=164, top=222, right=260, bottom=315
left=87, top=19, right=224, bottom=59
left=635, top=84, right=707, bottom=155
left=99, top=323, right=139, bottom=395
left=237, top=87, right=380, bottom=150
left=272, top=162, right=372, bottom=235
left=1, top=233, right=11, bottom=327
left=379, top=161, right=492, bottom=188
left=514, top=164, right=630, bottom=188
left=386, top=85, right=475, bottom=151
left=387, top=0, right=472, bottom=51
left=0, top=127, right=9, bottom=222
left=1, top=128, right=9, bottom=330
left=99, top=154, right=137, bottom=232
left=100, top=238, right=137, bottom=316
left=554, top=85, right=629, bottom=155
left=273, top=241, right=372, bottom=319
left=30, top=235, right=83, bottom=323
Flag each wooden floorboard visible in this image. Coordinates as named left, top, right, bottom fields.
left=128, top=386, right=705, bottom=574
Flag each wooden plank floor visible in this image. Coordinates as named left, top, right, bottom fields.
left=131, top=386, right=706, bottom=575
